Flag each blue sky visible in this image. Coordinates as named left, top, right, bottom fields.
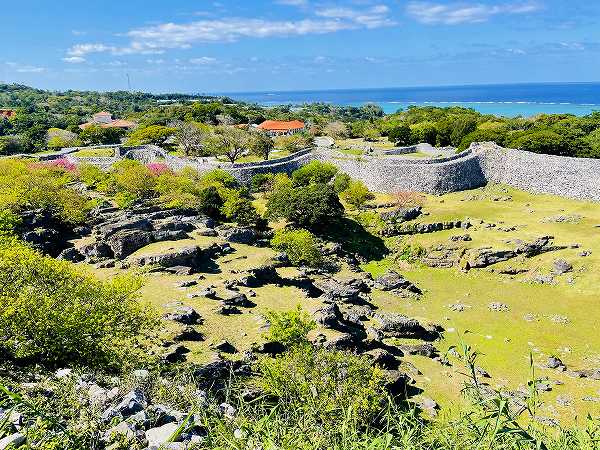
left=1, top=0, right=599, bottom=93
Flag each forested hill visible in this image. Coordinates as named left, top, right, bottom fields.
left=0, top=83, right=227, bottom=115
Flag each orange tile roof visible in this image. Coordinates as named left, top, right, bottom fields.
left=0, top=109, right=15, bottom=119
left=257, top=120, right=305, bottom=131
left=103, top=119, right=136, bottom=129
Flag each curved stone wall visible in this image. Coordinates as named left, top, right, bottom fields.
left=29, top=142, right=600, bottom=201
left=474, top=143, right=600, bottom=202
left=316, top=150, right=486, bottom=194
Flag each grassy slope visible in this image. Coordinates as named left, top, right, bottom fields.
left=87, top=183, right=600, bottom=424
left=363, top=184, right=600, bottom=423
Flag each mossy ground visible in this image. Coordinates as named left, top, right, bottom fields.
left=87, top=183, right=600, bottom=424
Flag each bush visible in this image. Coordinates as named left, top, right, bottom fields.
left=78, top=163, right=108, bottom=189
left=267, top=181, right=344, bottom=229
left=263, top=306, right=315, bottom=346
left=0, top=238, right=159, bottom=370
left=197, top=185, right=224, bottom=218
left=291, top=160, right=338, bottom=186
left=340, top=180, right=374, bottom=209
left=388, top=124, right=412, bottom=146
left=110, top=160, right=157, bottom=204
left=0, top=159, right=90, bottom=225
left=199, top=168, right=238, bottom=189
left=251, top=172, right=276, bottom=193
left=271, top=228, right=322, bottom=266
left=258, top=345, right=387, bottom=431
left=332, top=173, right=351, bottom=193
left=221, top=189, right=261, bottom=226
left=0, top=210, right=22, bottom=237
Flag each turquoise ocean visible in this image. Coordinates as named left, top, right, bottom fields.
left=222, top=82, right=600, bottom=117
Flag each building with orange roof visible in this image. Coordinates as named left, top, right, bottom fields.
left=0, top=109, right=16, bottom=119
left=257, top=120, right=305, bottom=136
left=79, top=112, right=136, bottom=130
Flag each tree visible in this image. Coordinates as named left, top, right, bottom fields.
left=248, top=130, right=274, bottom=160
left=0, top=135, right=23, bottom=155
left=205, top=126, right=250, bottom=164
left=126, top=125, right=177, bottom=146
left=47, top=128, right=80, bottom=149
left=267, top=179, right=344, bottom=229
left=323, top=121, right=348, bottom=139
left=508, top=130, right=572, bottom=156
left=271, top=229, right=322, bottom=267
left=388, top=124, right=411, bottom=146
left=340, top=180, right=374, bottom=209
left=174, top=121, right=209, bottom=156
left=410, top=121, right=437, bottom=145
left=450, top=117, right=477, bottom=147
left=292, top=160, right=338, bottom=186
left=79, top=125, right=125, bottom=145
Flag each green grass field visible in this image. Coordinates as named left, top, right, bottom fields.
left=85, top=183, right=600, bottom=424
left=71, top=147, right=116, bottom=157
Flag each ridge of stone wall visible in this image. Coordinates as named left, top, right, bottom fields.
left=24, top=142, right=600, bottom=201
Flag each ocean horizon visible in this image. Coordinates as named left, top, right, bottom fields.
left=220, top=82, right=600, bottom=118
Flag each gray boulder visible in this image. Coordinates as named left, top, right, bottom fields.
left=146, top=422, right=180, bottom=447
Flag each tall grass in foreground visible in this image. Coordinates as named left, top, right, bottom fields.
left=2, top=343, right=600, bottom=449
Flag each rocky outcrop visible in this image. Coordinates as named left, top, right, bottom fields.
left=83, top=204, right=213, bottom=260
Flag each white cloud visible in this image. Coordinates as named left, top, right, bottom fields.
left=406, top=1, right=541, bottom=25
left=66, top=7, right=394, bottom=58
left=6, top=62, right=46, bottom=73
left=63, top=56, right=86, bottom=63
left=276, top=0, right=307, bottom=6
left=316, top=5, right=394, bottom=28
left=189, top=56, right=217, bottom=65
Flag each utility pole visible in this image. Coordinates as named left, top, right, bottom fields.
left=126, top=73, right=132, bottom=91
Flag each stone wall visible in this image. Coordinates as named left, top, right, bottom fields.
left=474, top=143, right=600, bottom=202
left=316, top=149, right=487, bottom=194
left=26, top=142, right=600, bottom=202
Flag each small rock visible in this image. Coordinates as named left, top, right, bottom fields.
left=488, top=302, right=509, bottom=312
left=212, top=340, right=237, bottom=354
left=175, top=280, right=198, bottom=288
left=0, top=433, right=25, bottom=449
left=219, top=402, right=237, bottom=419
left=553, top=259, right=573, bottom=275
left=146, top=422, right=180, bottom=447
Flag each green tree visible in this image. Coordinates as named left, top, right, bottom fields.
left=388, top=124, right=412, bottom=146
left=340, top=180, right=374, bottom=209
left=126, top=124, right=177, bottom=146
left=271, top=229, right=323, bottom=267
left=291, top=160, right=338, bottom=186
left=79, top=125, right=125, bottom=145
left=248, top=130, right=274, bottom=160
left=204, top=126, right=250, bottom=163
left=267, top=179, right=343, bottom=229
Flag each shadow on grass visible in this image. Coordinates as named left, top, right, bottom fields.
left=317, top=217, right=389, bottom=261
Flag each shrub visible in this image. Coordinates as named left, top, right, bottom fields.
left=332, top=172, right=351, bottom=193
left=146, top=162, right=171, bottom=176
left=267, top=181, right=344, bottom=229
left=271, top=228, right=322, bottom=266
left=199, top=168, right=238, bottom=189
left=197, top=185, right=224, bottom=218
left=0, top=159, right=90, bottom=225
left=0, top=210, right=22, bottom=237
left=263, top=306, right=315, bottom=346
left=0, top=238, right=159, bottom=370
left=258, top=345, right=387, bottom=431
left=221, top=189, right=261, bottom=226
left=110, top=161, right=157, bottom=204
left=291, top=160, right=338, bottom=186
left=340, top=180, right=374, bottom=209
left=251, top=172, right=276, bottom=193
left=388, top=124, right=412, bottom=146
left=78, top=163, right=108, bottom=189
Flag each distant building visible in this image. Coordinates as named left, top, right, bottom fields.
left=0, top=109, right=15, bottom=119
left=79, top=112, right=136, bottom=130
left=257, top=120, right=305, bottom=136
